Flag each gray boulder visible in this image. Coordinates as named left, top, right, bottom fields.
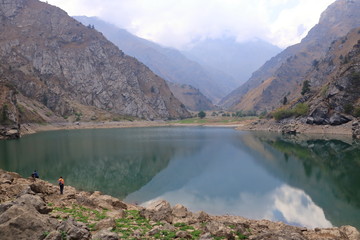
left=329, top=113, right=351, bottom=125
left=140, top=199, right=173, bottom=223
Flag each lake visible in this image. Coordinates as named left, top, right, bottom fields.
left=0, top=126, right=359, bottom=229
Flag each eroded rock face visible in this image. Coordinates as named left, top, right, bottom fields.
left=0, top=0, right=190, bottom=121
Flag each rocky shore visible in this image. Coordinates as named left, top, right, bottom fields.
left=0, top=169, right=359, bottom=240
left=237, top=118, right=360, bottom=138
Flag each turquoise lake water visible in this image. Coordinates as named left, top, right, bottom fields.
left=0, top=126, right=359, bottom=229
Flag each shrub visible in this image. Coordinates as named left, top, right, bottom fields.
left=301, top=80, right=311, bottom=95
left=293, top=103, right=309, bottom=116
left=272, top=109, right=293, bottom=120
left=198, top=111, right=206, bottom=119
left=272, top=103, right=309, bottom=120
left=344, top=104, right=354, bottom=114
left=353, top=107, right=360, bottom=117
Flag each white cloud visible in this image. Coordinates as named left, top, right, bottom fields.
left=42, top=0, right=336, bottom=49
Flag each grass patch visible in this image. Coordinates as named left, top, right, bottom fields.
left=52, top=204, right=108, bottom=227
left=272, top=103, right=309, bottom=120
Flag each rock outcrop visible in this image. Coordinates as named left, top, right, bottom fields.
left=0, top=0, right=190, bottom=124
left=0, top=169, right=359, bottom=240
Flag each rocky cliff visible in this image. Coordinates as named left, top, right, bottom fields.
left=1, top=169, right=359, bottom=240
left=74, top=16, right=236, bottom=104
left=0, top=0, right=190, bottom=126
left=220, top=0, right=360, bottom=113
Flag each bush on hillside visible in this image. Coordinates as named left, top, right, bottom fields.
left=272, top=103, right=309, bottom=121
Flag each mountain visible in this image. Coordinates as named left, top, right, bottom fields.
left=300, top=27, right=360, bottom=125
left=167, top=82, right=215, bottom=111
left=220, top=0, right=360, bottom=113
left=0, top=0, right=190, bottom=130
left=74, top=16, right=236, bottom=104
left=184, top=38, right=282, bottom=86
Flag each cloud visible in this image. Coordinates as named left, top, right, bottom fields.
left=42, top=0, right=336, bottom=49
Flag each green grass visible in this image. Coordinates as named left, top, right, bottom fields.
left=52, top=204, right=108, bottom=227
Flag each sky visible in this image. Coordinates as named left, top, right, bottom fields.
left=41, top=0, right=336, bottom=50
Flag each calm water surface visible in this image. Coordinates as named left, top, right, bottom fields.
left=0, top=127, right=359, bottom=229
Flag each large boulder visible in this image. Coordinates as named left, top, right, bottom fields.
left=57, top=217, right=91, bottom=240
left=140, top=199, right=173, bottom=223
left=85, top=191, right=127, bottom=210
left=14, top=194, right=52, bottom=214
left=0, top=200, right=59, bottom=240
left=329, top=113, right=351, bottom=125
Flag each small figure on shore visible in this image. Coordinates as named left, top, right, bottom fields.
left=58, top=176, right=65, bottom=194
left=31, top=170, right=39, bottom=180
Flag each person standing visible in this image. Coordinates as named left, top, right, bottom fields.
left=31, top=170, right=39, bottom=181
left=58, top=176, right=65, bottom=194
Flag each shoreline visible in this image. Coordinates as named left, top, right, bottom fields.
left=18, top=118, right=356, bottom=137
left=0, top=169, right=359, bottom=240
left=18, top=120, right=247, bottom=136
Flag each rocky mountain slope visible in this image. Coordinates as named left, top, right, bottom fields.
left=0, top=0, right=190, bottom=129
left=74, top=16, right=235, bottom=104
left=220, top=0, right=360, bottom=113
left=1, top=169, right=359, bottom=240
left=300, top=27, right=360, bottom=125
left=167, top=82, right=215, bottom=111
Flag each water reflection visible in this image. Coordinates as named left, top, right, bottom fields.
left=1, top=127, right=359, bottom=229
left=238, top=132, right=360, bottom=229
left=0, top=127, right=204, bottom=198
left=125, top=130, right=334, bottom=228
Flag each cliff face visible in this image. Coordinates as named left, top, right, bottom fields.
left=74, top=16, right=236, bottom=104
left=220, top=0, right=360, bottom=113
left=0, top=0, right=190, bottom=122
left=303, top=27, right=360, bottom=125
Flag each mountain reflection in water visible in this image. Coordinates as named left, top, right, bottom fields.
left=1, top=127, right=359, bottom=229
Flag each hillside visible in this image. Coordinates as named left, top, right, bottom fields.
left=220, top=0, right=360, bottom=113
left=0, top=0, right=190, bottom=134
left=74, top=16, right=236, bottom=104
left=301, top=27, right=360, bottom=125
left=167, top=82, right=215, bottom=111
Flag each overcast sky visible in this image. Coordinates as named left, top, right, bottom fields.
left=42, top=0, right=336, bottom=50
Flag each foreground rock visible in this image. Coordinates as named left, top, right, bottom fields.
left=0, top=169, right=359, bottom=240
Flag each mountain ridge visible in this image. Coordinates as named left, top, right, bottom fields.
left=0, top=0, right=190, bottom=132
left=74, top=16, right=234, bottom=104
left=220, top=0, right=360, bottom=113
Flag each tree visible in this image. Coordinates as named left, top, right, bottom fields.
left=198, top=111, right=206, bottom=119
left=282, top=96, right=288, bottom=105
left=301, top=80, right=311, bottom=95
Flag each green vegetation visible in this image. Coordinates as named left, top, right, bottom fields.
left=52, top=204, right=107, bottom=226
left=301, top=80, right=311, bottom=95
left=345, top=105, right=360, bottom=117
left=74, top=112, right=82, bottom=121
left=320, top=84, right=329, bottom=97
left=349, top=71, right=360, bottom=85
left=282, top=96, right=288, bottom=105
left=198, top=111, right=206, bottom=119
left=354, top=107, right=360, bottom=117
left=272, top=103, right=309, bottom=121
left=0, top=104, right=13, bottom=125
left=51, top=205, right=251, bottom=239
